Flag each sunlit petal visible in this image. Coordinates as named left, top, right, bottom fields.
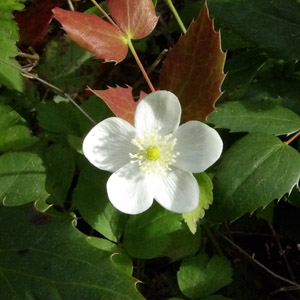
left=153, top=167, right=199, bottom=213
left=83, top=117, right=137, bottom=172
left=134, top=90, right=181, bottom=135
left=107, top=162, right=154, bottom=214
left=172, top=121, right=223, bottom=173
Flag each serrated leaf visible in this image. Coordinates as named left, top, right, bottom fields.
left=90, top=86, right=147, bottom=124
left=160, top=3, right=226, bottom=122
left=107, top=0, right=158, bottom=39
left=53, top=7, right=128, bottom=62
left=208, top=101, right=300, bottom=135
left=15, top=0, right=58, bottom=45
left=207, top=133, right=300, bottom=222
left=73, top=166, right=128, bottom=242
left=37, top=36, right=101, bottom=93
left=208, top=0, right=300, bottom=61
left=0, top=1, right=24, bottom=91
left=183, top=173, right=213, bottom=234
left=0, top=204, right=144, bottom=300
left=177, top=253, right=233, bottom=298
left=0, top=152, right=49, bottom=206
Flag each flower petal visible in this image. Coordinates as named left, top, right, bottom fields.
left=82, top=117, right=137, bottom=172
left=172, top=121, right=223, bottom=173
left=153, top=168, right=199, bottom=213
left=107, top=162, right=154, bottom=214
left=134, top=91, right=181, bottom=135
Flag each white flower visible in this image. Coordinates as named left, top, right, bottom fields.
left=83, top=91, right=223, bottom=215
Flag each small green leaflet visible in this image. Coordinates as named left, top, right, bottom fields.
left=207, top=133, right=300, bottom=222
left=177, top=253, right=233, bottom=298
left=183, top=172, right=213, bottom=234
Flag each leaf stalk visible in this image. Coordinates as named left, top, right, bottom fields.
left=284, top=130, right=300, bottom=145
left=164, top=0, right=187, bottom=34
left=127, top=39, right=155, bottom=92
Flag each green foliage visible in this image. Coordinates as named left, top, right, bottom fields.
left=123, top=204, right=200, bottom=259
left=0, top=152, right=49, bottom=206
left=1, top=0, right=300, bottom=298
left=0, top=204, right=144, bottom=299
left=37, top=37, right=101, bottom=93
left=0, top=103, right=37, bottom=151
left=177, top=253, right=233, bottom=298
left=73, top=166, right=128, bottom=242
left=183, top=172, right=213, bottom=234
left=208, top=133, right=300, bottom=222
left=208, top=101, right=300, bottom=135
left=0, top=0, right=24, bottom=91
left=208, top=0, right=300, bottom=60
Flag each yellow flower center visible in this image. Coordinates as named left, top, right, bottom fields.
left=145, top=146, right=160, bottom=161
left=129, top=127, right=179, bottom=174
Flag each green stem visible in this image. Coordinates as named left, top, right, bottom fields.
left=164, top=0, right=187, bottom=34
left=202, top=223, right=223, bottom=256
left=127, top=39, right=155, bottom=92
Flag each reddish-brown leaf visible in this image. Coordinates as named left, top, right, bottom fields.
left=90, top=86, right=147, bottom=124
left=15, top=0, right=59, bottom=45
left=52, top=8, right=128, bottom=62
left=107, top=0, right=158, bottom=39
left=159, top=3, right=226, bottom=122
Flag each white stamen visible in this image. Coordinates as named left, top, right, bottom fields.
left=129, top=127, right=179, bottom=175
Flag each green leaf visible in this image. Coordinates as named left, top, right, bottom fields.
left=0, top=0, right=24, bottom=91
left=87, top=237, right=133, bottom=276
left=208, top=0, right=300, bottom=60
left=208, top=101, right=300, bottom=135
left=177, top=253, right=233, bottom=298
left=37, top=37, right=101, bottom=93
left=123, top=204, right=201, bottom=260
left=207, top=133, right=300, bottom=222
left=73, top=166, right=128, bottom=242
left=123, top=204, right=183, bottom=259
left=0, top=103, right=37, bottom=152
left=222, top=50, right=267, bottom=99
left=0, top=204, right=144, bottom=299
left=183, top=173, right=213, bottom=234
left=0, top=152, right=49, bottom=206
left=45, top=144, right=75, bottom=207
left=37, top=101, right=82, bottom=136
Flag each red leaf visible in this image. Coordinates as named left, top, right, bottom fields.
left=159, top=3, right=226, bottom=122
left=15, top=0, right=58, bottom=45
left=52, top=8, right=128, bottom=62
left=90, top=86, right=147, bottom=125
left=107, top=0, right=158, bottom=39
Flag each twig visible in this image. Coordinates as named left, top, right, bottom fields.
left=67, top=0, right=75, bottom=11
left=268, top=222, right=298, bottom=285
left=0, top=57, right=96, bottom=125
left=202, top=223, right=223, bottom=256
left=222, top=235, right=300, bottom=288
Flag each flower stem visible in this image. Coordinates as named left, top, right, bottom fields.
left=284, top=130, right=300, bottom=145
left=127, top=39, right=155, bottom=92
left=164, top=0, right=187, bottom=34
left=90, top=0, right=119, bottom=30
